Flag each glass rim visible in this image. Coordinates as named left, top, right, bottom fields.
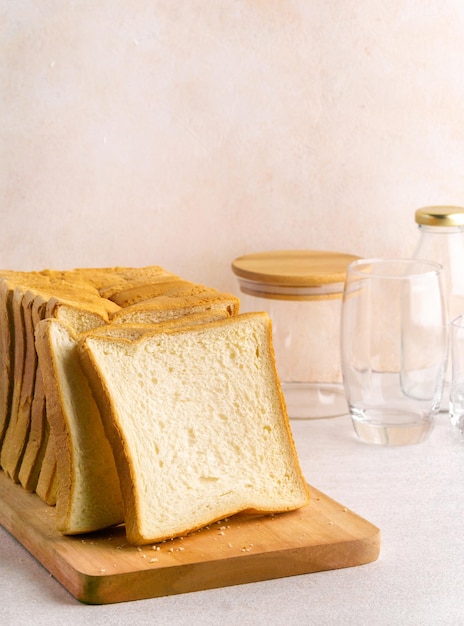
left=347, top=257, right=444, bottom=279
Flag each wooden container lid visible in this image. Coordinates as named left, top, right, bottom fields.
left=231, top=250, right=360, bottom=300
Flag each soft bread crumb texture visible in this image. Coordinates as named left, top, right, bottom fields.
left=80, top=312, right=309, bottom=545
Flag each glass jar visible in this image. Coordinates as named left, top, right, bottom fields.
left=413, top=206, right=464, bottom=410
left=231, top=250, right=360, bottom=419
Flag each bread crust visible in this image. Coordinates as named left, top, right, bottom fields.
left=0, top=281, right=14, bottom=446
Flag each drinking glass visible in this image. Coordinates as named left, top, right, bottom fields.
left=341, top=258, right=448, bottom=445
left=450, top=315, right=464, bottom=432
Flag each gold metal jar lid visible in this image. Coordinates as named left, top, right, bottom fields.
left=231, top=250, right=360, bottom=300
left=415, top=206, right=464, bottom=227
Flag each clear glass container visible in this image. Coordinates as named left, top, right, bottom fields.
left=231, top=250, right=360, bottom=419
left=412, top=206, right=464, bottom=410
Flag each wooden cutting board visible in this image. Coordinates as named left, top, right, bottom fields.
left=0, top=470, right=380, bottom=604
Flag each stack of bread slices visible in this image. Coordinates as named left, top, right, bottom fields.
left=0, top=266, right=309, bottom=545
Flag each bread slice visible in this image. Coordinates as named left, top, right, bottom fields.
left=111, top=289, right=240, bottom=325
left=35, top=319, right=125, bottom=533
left=79, top=312, right=310, bottom=545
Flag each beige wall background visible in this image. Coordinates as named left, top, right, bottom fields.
left=2, top=0, right=464, bottom=293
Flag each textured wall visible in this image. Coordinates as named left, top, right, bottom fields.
left=2, top=1, right=464, bottom=292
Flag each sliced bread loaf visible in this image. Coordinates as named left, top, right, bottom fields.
left=32, top=311, right=230, bottom=533
left=79, top=312, right=310, bottom=545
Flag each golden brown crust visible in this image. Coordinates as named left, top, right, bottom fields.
left=35, top=434, right=57, bottom=505
left=112, top=292, right=240, bottom=324
left=0, top=288, right=27, bottom=480
left=0, top=291, right=38, bottom=481
left=0, top=281, right=14, bottom=446
left=64, top=265, right=180, bottom=301
left=18, top=362, right=48, bottom=492
left=108, top=279, right=197, bottom=307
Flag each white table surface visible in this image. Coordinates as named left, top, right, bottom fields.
left=2, top=412, right=464, bottom=626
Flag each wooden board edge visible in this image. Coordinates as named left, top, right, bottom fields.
left=76, top=533, right=381, bottom=604
left=0, top=471, right=381, bottom=604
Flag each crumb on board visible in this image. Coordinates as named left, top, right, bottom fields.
left=241, top=543, right=254, bottom=552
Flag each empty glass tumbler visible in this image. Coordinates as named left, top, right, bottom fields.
left=450, top=315, right=464, bottom=433
left=341, top=259, right=448, bottom=445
